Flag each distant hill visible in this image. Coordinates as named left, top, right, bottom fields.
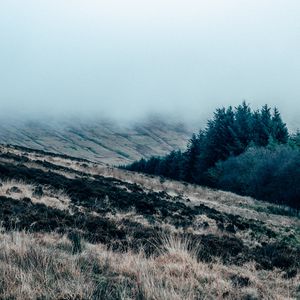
left=0, top=116, right=193, bottom=165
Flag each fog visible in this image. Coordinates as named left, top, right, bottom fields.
left=0, top=0, right=299, bottom=127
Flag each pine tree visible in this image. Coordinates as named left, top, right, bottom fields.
left=147, top=157, right=161, bottom=174
left=251, top=110, right=262, bottom=146
left=168, top=150, right=184, bottom=180
left=204, top=106, right=237, bottom=166
left=271, top=107, right=288, bottom=144
left=258, top=104, right=272, bottom=146
left=233, top=101, right=253, bottom=154
left=124, top=102, right=292, bottom=190
left=182, top=133, right=201, bottom=182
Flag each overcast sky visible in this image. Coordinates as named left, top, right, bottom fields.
left=0, top=0, right=299, bottom=125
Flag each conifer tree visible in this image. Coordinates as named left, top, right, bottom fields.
left=271, top=107, right=288, bottom=144
left=258, top=104, right=272, bottom=146
left=124, top=102, right=293, bottom=194
left=251, top=110, right=262, bottom=146
left=182, top=133, right=201, bottom=182
left=233, top=101, right=253, bottom=154
left=204, top=106, right=237, bottom=166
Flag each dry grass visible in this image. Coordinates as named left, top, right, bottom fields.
left=1, top=145, right=299, bottom=299
left=95, top=167, right=300, bottom=228
left=0, top=179, right=70, bottom=211
left=3, top=145, right=299, bottom=247
left=0, top=230, right=298, bottom=300
left=4, top=145, right=299, bottom=222
left=106, top=209, right=152, bottom=228
left=0, top=230, right=95, bottom=300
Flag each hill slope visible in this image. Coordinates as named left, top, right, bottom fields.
left=0, top=145, right=299, bottom=299
left=0, top=117, right=192, bottom=165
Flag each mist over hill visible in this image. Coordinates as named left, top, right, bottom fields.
left=0, top=115, right=193, bottom=165
left=1, top=1, right=300, bottom=298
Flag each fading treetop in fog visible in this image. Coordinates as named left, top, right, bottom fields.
left=0, top=0, right=299, bottom=125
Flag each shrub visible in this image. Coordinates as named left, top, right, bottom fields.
left=210, top=145, right=300, bottom=209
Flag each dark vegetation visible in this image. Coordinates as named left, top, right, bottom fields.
left=0, top=159, right=299, bottom=275
left=124, top=102, right=300, bottom=209
left=6, top=144, right=93, bottom=163
left=211, top=146, right=300, bottom=209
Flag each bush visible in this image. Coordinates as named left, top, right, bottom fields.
left=210, top=145, right=300, bottom=209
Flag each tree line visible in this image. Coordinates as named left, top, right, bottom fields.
left=123, top=102, right=300, bottom=209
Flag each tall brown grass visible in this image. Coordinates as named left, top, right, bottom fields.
left=0, top=230, right=298, bottom=300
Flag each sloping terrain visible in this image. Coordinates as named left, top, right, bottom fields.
left=0, top=144, right=299, bottom=299
left=0, top=117, right=192, bottom=165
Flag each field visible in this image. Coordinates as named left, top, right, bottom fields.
left=0, top=144, right=299, bottom=299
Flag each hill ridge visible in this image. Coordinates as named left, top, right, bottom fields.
left=0, top=118, right=192, bottom=165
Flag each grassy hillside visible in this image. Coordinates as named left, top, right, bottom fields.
left=0, top=145, right=299, bottom=299
left=0, top=117, right=192, bottom=165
